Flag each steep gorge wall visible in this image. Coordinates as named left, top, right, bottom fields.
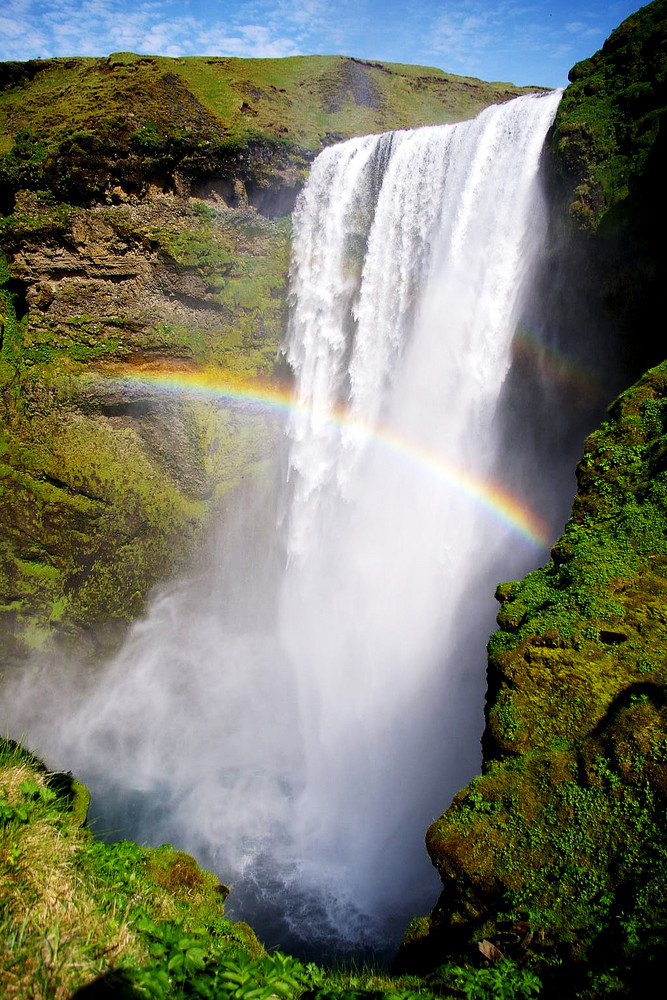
left=0, top=190, right=289, bottom=667
left=398, top=3, right=667, bottom=995
left=0, top=55, right=532, bottom=670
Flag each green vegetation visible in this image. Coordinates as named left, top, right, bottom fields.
left=542, top=0, right=667, bottom=383
left=432, top=962, right=541, bottom=1000
left=0, top=54, right=536, bottom=205
left=549, top=0, right=667, bottom=231
left=0, top=185, right=285, bottom=665
left=0, top=736, right=264, bottom=998
left=485, top=362, right=667, bottom=756
left=398, top=362, right=667, bottom=996
left=3, top=737, right=546, bottom=999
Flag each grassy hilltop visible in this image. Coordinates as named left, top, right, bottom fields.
left=0, top=53, right=535, bottom=206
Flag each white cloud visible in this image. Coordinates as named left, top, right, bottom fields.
left=548, top=43, right=575, bottom=61
left=198, top=23, right=302, bottom=58
left=0, top=15, right=33, bottom=39
left=565, top=19, right=601, bottom=38
left=423, top=2, right=509, bottom=71
left=0, top=0, right=341, bottom=60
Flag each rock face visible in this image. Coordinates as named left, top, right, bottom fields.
left=0, top=189, right=288, bottom=666
left=0, top=55, right=532, bottom=669
left=545, top=0, right=667, bottom=378
left=396, top=5, right=667, bottom=993
left=404, top=364, right=667, bottom=992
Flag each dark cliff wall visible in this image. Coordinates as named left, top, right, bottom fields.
left=546, top=0, right=667, bottom=378
left=398, top=4, right=667, bottom=995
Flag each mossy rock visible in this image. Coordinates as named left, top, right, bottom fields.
left=0, top=190, right=286, bottom=667
left=543, top=0, right=667, bottom=381
left=549, top=0, right=667, bottom=233
left=397, top=365, right=667, bottom=995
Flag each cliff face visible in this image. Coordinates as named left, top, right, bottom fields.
left=545, top=0, right=667, bottom=377
left=398, top=3, right=667, bottom=994
left=0, top=189, right=288, bottom=666
left=0, top=55, right=532, bottom=669
left=400, top=364, right=667, bottom=989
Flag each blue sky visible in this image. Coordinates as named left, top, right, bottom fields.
left=0, top=0, right=649, bottom=88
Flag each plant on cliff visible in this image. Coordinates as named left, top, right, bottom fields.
left=0, top=737, right=265, bottom=998
left=397, top=362, right=667, bottom=997
left=434, top=961, right=541, bottom=1000
left=549, top=0, right=667, bottom=232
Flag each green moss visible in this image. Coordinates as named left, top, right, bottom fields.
left=0, top=183, right=289, bottom=661
left=0, top=378, right=279, bottom=660
left=408, top=361, right=667, bottom=994
left=549, top=0, right=667, bottom=232
left=427, top=706, right=667, bottom=974
left=479, top=364, right=667, bottom=757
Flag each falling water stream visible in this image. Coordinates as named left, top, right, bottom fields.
left=7, top=91, right=568, bottom=960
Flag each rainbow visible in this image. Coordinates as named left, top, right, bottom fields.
left=91, top=364, right=552, bottom=548
left=512, top=325, right=609, bottom=404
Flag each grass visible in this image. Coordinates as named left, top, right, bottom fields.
left=0, top=736, right=265, bottom=998
left=0, top=53, right=539, bottom=165
left=3, top=737, right=546, bottom=1000
left=411, top=361, right=667, bottom=996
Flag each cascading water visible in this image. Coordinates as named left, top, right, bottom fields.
left=5, top=90, right=565, bottom=959
left=275, top=89, right=562, bottom=951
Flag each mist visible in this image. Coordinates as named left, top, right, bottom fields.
left=2, top=89, right=612, bottom=962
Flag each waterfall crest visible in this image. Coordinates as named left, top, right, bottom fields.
left=5, top=91, right=563, bottom=960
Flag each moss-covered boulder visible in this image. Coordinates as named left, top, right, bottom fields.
left=397, top=363, right=667, bottom=995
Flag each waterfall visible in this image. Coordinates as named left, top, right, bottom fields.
left=275, top=89, right=562, bottom=951
left=5, top=90, right=563, bottom=960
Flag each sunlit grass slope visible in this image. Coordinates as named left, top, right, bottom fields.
left=0, top=52, right=537, bottom=161
left=0, top=737, right=262, bottom=998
